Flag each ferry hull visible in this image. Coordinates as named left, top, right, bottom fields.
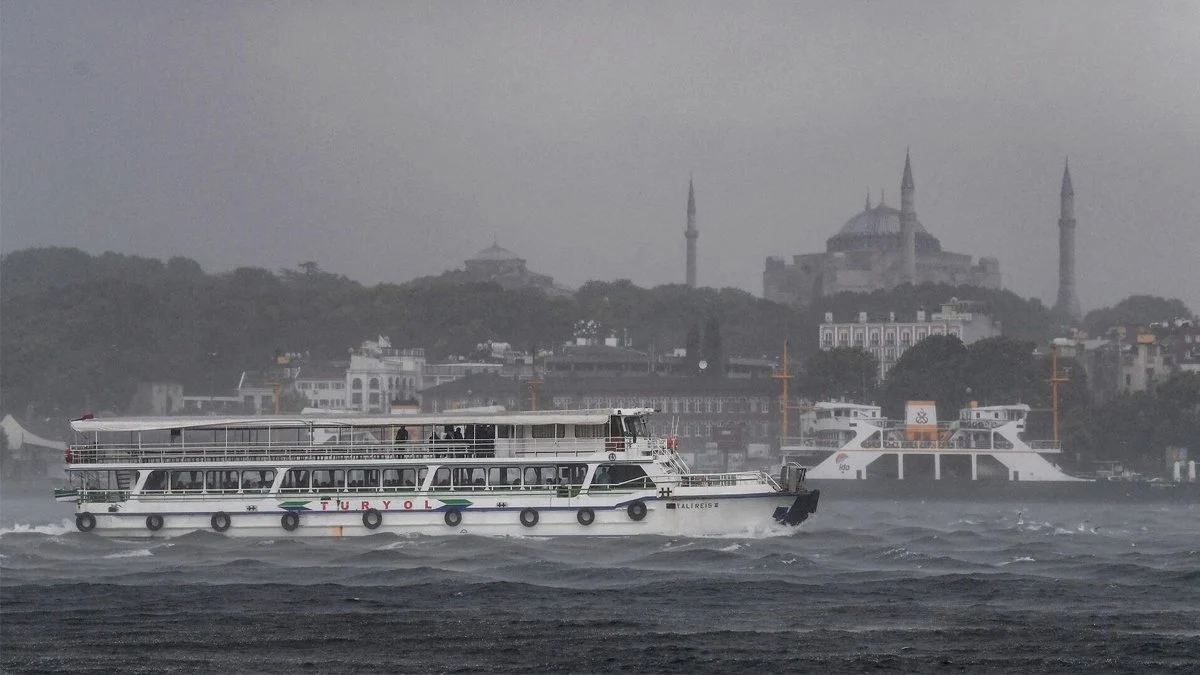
left=71, top=492, right=815, bottom=538
left=806, top=478, right=1200, bottom=503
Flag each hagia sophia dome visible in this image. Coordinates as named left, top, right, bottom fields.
left=826, top=199, right=942, bottom=255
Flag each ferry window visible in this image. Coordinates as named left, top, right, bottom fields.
left=206, top=470, right=240, bottom=492
left=143, top=470, right=168, bottom=493
left=523, top=466, right=557, bottom=486
left=574, top=424, right=606, bottom=439
left=382, top=468, right=420, bottom=489
left=347, top=469, right=379, bottom=491
left=532, top=424, right=566, bottom=439
left=242, top=469, right=275, bottom=493
left=623, top=416, right=647, bottom=439
left=453, top=467, right=486, bottom=489
left=593, top=464, right=655, bottom=489
left=432, top=467, right=452, bottom=487
left=496, top=425, right=513, bottom=439
left=170, top=470, right=203, bottom=492
left=311, top=469, right=344, bottom=490
left=281, top=469, right=311, bottom=492
left=558, top=464, right=587, bottom=486
left=488, top=466, right=523, bottom=487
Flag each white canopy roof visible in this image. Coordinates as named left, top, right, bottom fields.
left=1, top=414, right=68, bottom=450
left=70, top=408, right=656, bottom=433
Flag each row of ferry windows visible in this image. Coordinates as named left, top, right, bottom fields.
left=143, top=470, right=276, bottom=493
left=137, top=465, right=652, bottom=493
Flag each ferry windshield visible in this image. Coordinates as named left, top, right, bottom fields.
left=624, top=415, right=647, bottom=440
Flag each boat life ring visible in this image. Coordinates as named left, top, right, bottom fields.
left=145, top=514, right=164, bottom=531
left=362, top=508, right=383, bottom=530
left=444, top=508, right=462, bottom=527
left=626, top=500, right=648, bottom=521
left=210, top=512, right=232, bottom=533
left=76, top=512, right=96, bottom=532
left=280, top=512, right=300, bottom=531
left=576, top=508, right=595, bottom=526
left=519, top=508, right=539, bottom=528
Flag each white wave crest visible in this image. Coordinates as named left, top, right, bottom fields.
left=0, top=519, right=75, bottom=537
left=102, top=548, right=154, bottom=559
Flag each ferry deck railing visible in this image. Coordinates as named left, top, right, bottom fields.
left=67, top=437, right=667, bottom=466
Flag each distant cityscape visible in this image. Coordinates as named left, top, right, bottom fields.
left=2, top=156, right=1196, bottom=483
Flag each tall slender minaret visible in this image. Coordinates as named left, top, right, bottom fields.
left=685, top=177, right=698, bottom=288
left=899, top=150, right=917, bottom=285
left=1054, top=159, right=1082, bottom=320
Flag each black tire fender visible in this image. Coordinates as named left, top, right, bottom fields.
left=145, top=514, right=164, bottom=531
left=576, top=508, right=595, bottom=526
left=627, top=500, right=648, bottom=522
left=210, top=512, right=231, bottom=533
left=519, top=508, right=539, bottom=528
left=280, top=511, right=300, bottom=531
left=76, top=512, right=97, bottom=532
left=444, top=508, right=462, bottom=527
left=362, top=508, right=383, bottom=530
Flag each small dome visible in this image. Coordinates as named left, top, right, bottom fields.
left=836, top=205, right=928, bottom=236
left=469, top=242, right=523, bottom=262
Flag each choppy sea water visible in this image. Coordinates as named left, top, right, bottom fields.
left=2, top=495, right=1198, bottom=674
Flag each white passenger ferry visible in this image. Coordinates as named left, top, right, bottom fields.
left=58, top=408, right=819, bottom=537
left=781, top=400, right=1198, bottom=502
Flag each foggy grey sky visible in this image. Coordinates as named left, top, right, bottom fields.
left=3, top=1, right=1199, bottom=315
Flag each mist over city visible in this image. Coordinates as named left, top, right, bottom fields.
left=3, top=2, right=1199, bottom=313
left=2, top=3, right=1198, bottom=674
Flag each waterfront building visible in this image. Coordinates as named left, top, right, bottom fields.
left=346, top=337, right=425, bottom=413
left=819, top=299, right=1002, bottom=381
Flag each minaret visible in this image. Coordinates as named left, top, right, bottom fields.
left=1054, top=160, right=1082, bottom=321
left=899, top=150, right=917, bottom=285
left=685, top=177, right=698, bottom=288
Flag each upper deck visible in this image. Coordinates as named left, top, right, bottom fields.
left=67, top=408, right=663, bottom=467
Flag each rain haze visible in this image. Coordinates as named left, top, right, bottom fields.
left=3, top=1, right=1199, bottom=314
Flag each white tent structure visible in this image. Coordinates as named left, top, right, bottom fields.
left=1, top=414, right=67, bottom=484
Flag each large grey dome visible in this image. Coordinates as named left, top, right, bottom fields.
left=837, top=205, right=928, bottom=236
left=826, top=205, right=941, bottom=254
left=469, top=242, right=523, bottom=262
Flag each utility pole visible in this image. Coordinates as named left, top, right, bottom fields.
left=1050, top=343, right=1070, bottom=442
left=772, top=340, right=792, bottom=441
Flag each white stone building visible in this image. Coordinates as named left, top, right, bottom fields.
left=819, top=300, right=1002, bottom=381
left=346, top=337, right=425, bottom=413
